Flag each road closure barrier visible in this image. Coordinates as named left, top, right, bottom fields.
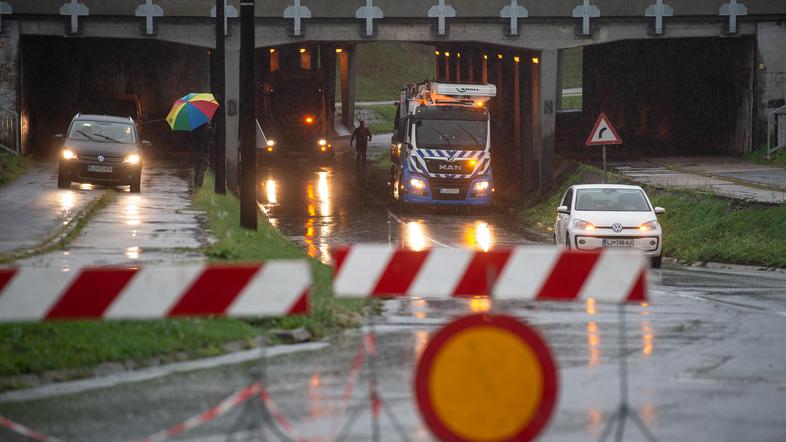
left=0, top=261, right=310, bottom=322
left=333, top=246, right=648, bottom=303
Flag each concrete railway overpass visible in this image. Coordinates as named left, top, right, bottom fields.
left=0, top=0, right=784, bottom=193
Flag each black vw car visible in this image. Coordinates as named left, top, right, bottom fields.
left=56, top=114, right=148, bottom=192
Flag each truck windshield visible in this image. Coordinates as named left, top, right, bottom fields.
left=415, top=119, right=487, bottom=150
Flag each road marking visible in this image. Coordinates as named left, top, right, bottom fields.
left=386, top=209, right=454, bottom=249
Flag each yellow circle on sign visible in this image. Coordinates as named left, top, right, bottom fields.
left=428, top=325, right=544, bottom=441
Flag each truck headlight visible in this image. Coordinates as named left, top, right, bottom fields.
left=473, top=181, right=490, bottom=191
left=639, top=220, right=659, bottom=231
left=124, top=154, right=141, bottom=165
left=410, top=178, right=426, bottom=190
left=318, top=139, right=327, bottom=146
left=266, top=139, right=275, bottom=147
left=62, top=149, right=77, bottom=160
left=573, top=219, right=595, bottom=230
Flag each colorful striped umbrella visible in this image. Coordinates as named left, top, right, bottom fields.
left=166, top=93, right=219, bottom=131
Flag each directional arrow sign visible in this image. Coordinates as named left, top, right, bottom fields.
left=586, top=112, right=622, bottom=146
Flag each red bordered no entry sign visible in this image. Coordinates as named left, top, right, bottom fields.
left=415, top=314, right=558, bottom=442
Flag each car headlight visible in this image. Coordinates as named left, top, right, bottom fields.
left=266, top=139, right=275, bottom=147
left=473, top=181, right=490, bottom=191
left=573, top=219, right=595, bottom=230
left=318, top=139, right=327, bottom=146
left=62, top=149, right=77, bottom=160
left=124, top=154, right=141, bottom=165
left=639, top=220, right=659, bottom=231
left=410, top=178, right=426, bottom=190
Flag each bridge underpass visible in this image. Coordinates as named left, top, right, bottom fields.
left=20, top=36, right=209, bottom=159
left=573, top=36, right=756, bottom=157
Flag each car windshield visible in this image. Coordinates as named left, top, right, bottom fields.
left=415, top=119, right=487, bottom=150
left=68, top=120, right=136, bottom=144
left=575, top=188, right=651, bottom=211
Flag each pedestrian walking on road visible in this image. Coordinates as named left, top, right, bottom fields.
left=351, top=120, right=372, bottom=172
left=192, top=122, right=214, bottom=189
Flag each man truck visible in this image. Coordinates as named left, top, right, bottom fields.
left=390, top=81, right=496, bottom=207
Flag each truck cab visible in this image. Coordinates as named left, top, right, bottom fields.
left=390, top=82, right=496, bottom=207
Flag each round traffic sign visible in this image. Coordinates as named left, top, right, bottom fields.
left=414, top=314, right=558, bottom=442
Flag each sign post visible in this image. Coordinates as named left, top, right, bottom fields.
left=585, top=112, right=622, bottom=183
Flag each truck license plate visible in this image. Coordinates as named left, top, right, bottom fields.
left=87, top=165, right=113, bottom=173
left=602, top=239, right=634, bottom=247
left=439, top=188, right=460, bottom=194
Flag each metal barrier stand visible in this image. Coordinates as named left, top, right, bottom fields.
left=336, top=300, right=411, bottom=442
left=598, top=305, right=658, bottom=442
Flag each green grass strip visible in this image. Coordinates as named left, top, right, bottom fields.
left=520, top=163, right=786, bottom=268
left=0, top=153, right=27, bottom=187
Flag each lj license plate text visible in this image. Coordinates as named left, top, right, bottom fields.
left=603, top=239, right=634, bottom=247
left=87, top=165, right=113, bottom=173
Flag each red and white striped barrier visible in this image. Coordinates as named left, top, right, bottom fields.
left=0, top=261, right=310, bottom=322
left=333, top=246, right=647, bottom=303
left=0, top=415, right=63, bottom=442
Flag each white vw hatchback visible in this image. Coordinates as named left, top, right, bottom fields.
left=554, top=184, right=665, bottom=267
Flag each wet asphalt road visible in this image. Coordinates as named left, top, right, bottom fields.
left=1, top=141, right=785, bottom=441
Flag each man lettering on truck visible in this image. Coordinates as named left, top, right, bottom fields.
left=351, top=120, right=372, bottom=171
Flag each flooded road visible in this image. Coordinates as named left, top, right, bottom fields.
left=1, top=141, right=785, bottom=441
left=257, top=137, right=539, bottom=265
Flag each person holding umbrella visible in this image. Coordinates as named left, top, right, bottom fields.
left=166, top=93, right=220, bottom=190
left=192, top=123, right=215, bottom=189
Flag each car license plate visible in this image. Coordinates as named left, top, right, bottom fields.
left=603, top=239, right=634, bottom=247
left=439, top=188, right=460, bottom=194
left=87, top=165, right=113, bottom=173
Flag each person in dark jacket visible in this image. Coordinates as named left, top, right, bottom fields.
left=192, top=122, right=214, bottom=189
left=350, top=120, right=372, bottom=170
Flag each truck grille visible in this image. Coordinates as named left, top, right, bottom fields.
left=429, top=178, right=470, bottom=201
left=424, top=158, right=474, bottom=175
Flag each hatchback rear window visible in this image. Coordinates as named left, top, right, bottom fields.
left=575, top=188, right=651, bottom=211
left=69, top=121, right=136, bottom=144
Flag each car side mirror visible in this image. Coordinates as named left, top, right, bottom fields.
left=404, top=143, right=414, bottom=151
left=557, top=205, right=569, bottom=214
left=654, top=207, right=665, bottom=215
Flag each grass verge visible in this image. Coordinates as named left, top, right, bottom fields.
left=744, top=146, right=786, bottom=169
left=0, top=153, right=27, bottom=187
left=0, top=174, right=364, bottom=383
left=194, top=174, right=365, bottom=337
left=357, top=104, right=397, bottom=134
left=520, top=163, right=786, bottom=268
left=352, top=42, right=435, bottom=101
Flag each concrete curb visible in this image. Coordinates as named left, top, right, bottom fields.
left=0, top=189, right=114, bottom=264
left=0, top=340, right=329, bottom=402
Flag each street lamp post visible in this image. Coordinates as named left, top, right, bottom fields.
left=239, top=0, right=257, bottom=230
left=214, top=0, right=226, bottom=195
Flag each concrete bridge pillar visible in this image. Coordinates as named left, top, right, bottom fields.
left=322, top=44, right=337, bottom=135
left=225, top=48, right=240, bottom=189
left=339, top=44, right=356, bottom=129
left=0, top=21, right=20, bottom=152
left=533, top=49, right=557, bottom=190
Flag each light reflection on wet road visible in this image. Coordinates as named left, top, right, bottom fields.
left=256, top=149, right=538, bottom=265
left=1, top=147, right=785, bottom=441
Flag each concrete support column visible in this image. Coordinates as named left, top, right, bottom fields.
left=757, top=23, right=786, bottom=147
left=455, top=53, right=461, bottom=82
left=0, top=21, right=20, bottom=152
left=435, top=49, right=443, bottom=81
left=443, top=51, right=451, bottom=82
left=322, top=44, right=337, bottom=135
left=225, top=48, right=240, bottom=189
left=513, top=56, right=521, bottom=174
left=339, top=45, right=357, bottom=129
left=535, top=49, right=558, bottom=190
left=482, top=55, right=488, bottom=83
left=467, top=54, right=475, bottom=83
